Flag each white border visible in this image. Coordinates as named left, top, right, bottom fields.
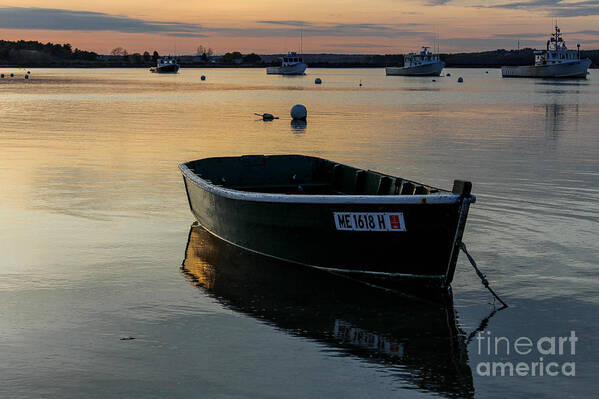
left=180, top=163, right=471, bottom=205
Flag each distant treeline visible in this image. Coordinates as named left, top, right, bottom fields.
left=440, top=48, right=599, bottom=68
left=0, top=40, right=99, bottom=65
left=0, top=40, right=161, bottom=67
left=325, top=50, right=598, bottom=68
left=1, top=40, right=598, bottom=68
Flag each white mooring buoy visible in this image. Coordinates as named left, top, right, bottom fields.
left=290, top=104, right=307, bottom=120
left=457, top=77, right=464, bottom=83
left=315, top=78, right=322, bottom=84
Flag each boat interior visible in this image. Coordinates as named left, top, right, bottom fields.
left=185, top=155, right=449, bottom=196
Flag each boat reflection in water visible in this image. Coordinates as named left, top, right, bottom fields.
left=181, top=223, right=474, bottom=398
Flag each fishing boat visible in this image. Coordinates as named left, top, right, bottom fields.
left=502, top=25, right=591, bottom=78
left=150, top=57, right=180, bottom=73
left=386, top=47, right=445, bottom=76
left=179, top=155, right=475, bottom=289
left=266, top=52, right=307, bottom=75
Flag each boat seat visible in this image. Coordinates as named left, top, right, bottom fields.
left=414, top=186, right=429, bottom=195
left=377, top=176, right=393, bottom=195
left=392, top=178, right=404, bottom=195
left=401, top=182, right=416, bottom=195
left=354, top=170, right=367, bottom=194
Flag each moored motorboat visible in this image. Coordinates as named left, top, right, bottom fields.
left=386, top=47, right=445, bottom=76
left=179, top=155, right=475, bottom=289
left=502, top=25, right=591, bottom=78
left=150, top=57, right=180, bottom=73
left=266, top=52, right=307, bottom=75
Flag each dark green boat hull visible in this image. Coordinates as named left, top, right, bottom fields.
left=180, top=155, right=474, bottom=288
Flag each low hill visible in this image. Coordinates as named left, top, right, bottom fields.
left=1, top=40, right=597, bottom=68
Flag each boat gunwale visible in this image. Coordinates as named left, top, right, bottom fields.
left=179, top=162, right=474, bottom=205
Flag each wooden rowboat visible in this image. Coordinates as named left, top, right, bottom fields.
left=179, top=155, right=475, bottom=290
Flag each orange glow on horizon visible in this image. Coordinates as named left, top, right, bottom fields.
left=0, top=1, right=598, bottom=54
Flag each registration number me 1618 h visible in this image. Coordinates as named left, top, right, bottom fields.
left=333, top=212, right=406, bottom=232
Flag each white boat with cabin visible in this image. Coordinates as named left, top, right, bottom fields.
left=502, top=25, right=591, bottom=78
left=386, top=47, right=445, bottom=76
left=267, top=52, right=307, bottom=75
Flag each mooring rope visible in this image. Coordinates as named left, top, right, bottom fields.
left=460, top=242, right=508, bottom=308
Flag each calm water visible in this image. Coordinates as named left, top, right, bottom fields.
left=1, top=68, right=598, bottom=398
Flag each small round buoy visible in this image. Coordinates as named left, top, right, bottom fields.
left=290, top=104, right=307, bottom=120
left=315, top=78, right=322, bottom=84
left=201, top=75, right=206, bottom=81
left=1, top=74, right=4, bottom=78
left=485, top=71, right=489, bottom=74
left=432, top=79, right=436, bottom=82
left=27, top=71, right=31, bottom=74
left=446, top=73, right=451, bottom=77
left=457, top=77, right=464, bottom=83
left=10, top=73, right=14, bottom=77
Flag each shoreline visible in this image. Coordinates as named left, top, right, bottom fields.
left=1, top=65, right=596, bottom=70
left=2, top=43, right=597, bottom=69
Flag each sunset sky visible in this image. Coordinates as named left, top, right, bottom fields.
left=1, top=1, right=598, bottom=54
